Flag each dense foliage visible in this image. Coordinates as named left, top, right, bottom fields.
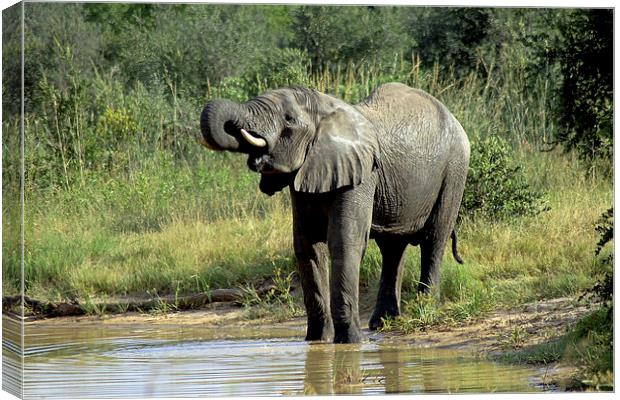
left=552, top=10, right=613, bottom=165
left=589, top=207, right=613, bottom=316
left=407, top=8, right=492, bottom=72
left=4, top=5, right=613, bottom=155
left=567, top=208, right=613, bottom=389
left=292, top=6, right=411, bottom=69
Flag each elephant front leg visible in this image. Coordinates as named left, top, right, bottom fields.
left=329, top=247, right=365, bottom=343
left=293, top=195, right=333, bottom=342
left=295, top=242, right=333, bottom=341
left=327, top=190, right=374, bottom=343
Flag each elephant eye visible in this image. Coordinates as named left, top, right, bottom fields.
left=284, top=114, right=295, bottom=123
left=281, top=127, right=293, bottom=137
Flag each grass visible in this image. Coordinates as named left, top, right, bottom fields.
left=15, top=204, right=294, bottom=302
left=496, top=306, right=613, bottom=391
left=240, top=267, right=304, bottom=321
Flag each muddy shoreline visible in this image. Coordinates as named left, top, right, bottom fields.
left=23, top=296, right=589, bottom=355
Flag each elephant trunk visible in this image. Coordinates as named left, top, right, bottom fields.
left=199, top=99, right=249, bottom=152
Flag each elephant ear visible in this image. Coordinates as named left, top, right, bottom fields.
left=294, top=108, right=379, bottom=193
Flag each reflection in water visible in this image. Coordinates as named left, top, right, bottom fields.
left=11, top=318, right=543, bottom=398
left=379, top=344, right=412, bottom=394
left=333, top=344, right=362, bottom=395
left=301, top=343, right=542, bottom=395
left=304, top=343, right=334, bottom=395
left=303, top=343, right=364, bottom=395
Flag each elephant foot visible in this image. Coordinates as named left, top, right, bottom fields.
left=333, top=323, right=363, bottom=344
left=305, top=318, right=334, bottom=342
left=368, top=305, right=399, bottom=331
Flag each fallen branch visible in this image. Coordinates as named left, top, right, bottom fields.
left=2, top=276, right=293, bottom=319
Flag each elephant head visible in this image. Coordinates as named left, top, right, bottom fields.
left=198, top=87, right=379, bottom=195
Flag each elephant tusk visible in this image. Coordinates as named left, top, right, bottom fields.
left=240, top=128, right=267, bottom=148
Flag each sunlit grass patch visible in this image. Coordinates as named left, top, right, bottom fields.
left=20, top=206, right=295, bottom=302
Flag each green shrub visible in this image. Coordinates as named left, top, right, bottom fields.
left=574, top=207, right=613, bottom=388
left=570, top=308, right=613, bottom=389
left=406, top=8, right=491, bottom=74
left=463, top=136, right=548, bottom=219
left=588, top=208, right=613, bottom=306
left=292, top=6, right=411, bottom=69
left=594, top=208, right=613, bottom=258
left=212, top=76, right=251, bottom=103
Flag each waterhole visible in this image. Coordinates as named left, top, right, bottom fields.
left=3, top=316, right=543, bottom=397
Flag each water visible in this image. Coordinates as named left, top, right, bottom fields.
left=3, top=316, right=543, bottom=398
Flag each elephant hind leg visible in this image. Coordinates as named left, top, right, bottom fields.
left=418, top=170, right=466, bottom=296
left=369, top=237, right=408, bottom=330
left=418, top=235, right=449, bottom=295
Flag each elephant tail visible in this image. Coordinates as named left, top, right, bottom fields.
left=451, top=230, right=464, bottom=264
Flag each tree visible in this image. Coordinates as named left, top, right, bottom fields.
left=552, top=9, right=613, bottom=164
left=406, top=8, right=491, bottom=73
left=292, top=6, right=410, bottom=69
left=113, top=5, right=284, bottom=96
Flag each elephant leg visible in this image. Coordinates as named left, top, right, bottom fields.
left=418, top=235, right=449, bottom=296
left=292, top=195, right=333, bottom=341
left=327, top=185, right=374, bottom=344
left=369, top=237, right=408, bottom=330
left=418, top=172, right=466, bottom=296
left=295, top=240, right=333, bottom=341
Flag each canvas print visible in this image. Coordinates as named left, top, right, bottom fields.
left=2, top=1, right=614, bottom=397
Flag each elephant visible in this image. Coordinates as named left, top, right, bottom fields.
left=197, top=82, right=470, bottom=343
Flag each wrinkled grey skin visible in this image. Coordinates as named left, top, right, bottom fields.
left=198, top=83, right=470, bottom=343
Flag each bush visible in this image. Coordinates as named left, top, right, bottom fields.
left=565, top=207, right=613, bottom=390
left=463, top=136, right=547, bottom=219
left=585, top=207, right=613, bottom=308
left=570, top=308, right=613, bottom=389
